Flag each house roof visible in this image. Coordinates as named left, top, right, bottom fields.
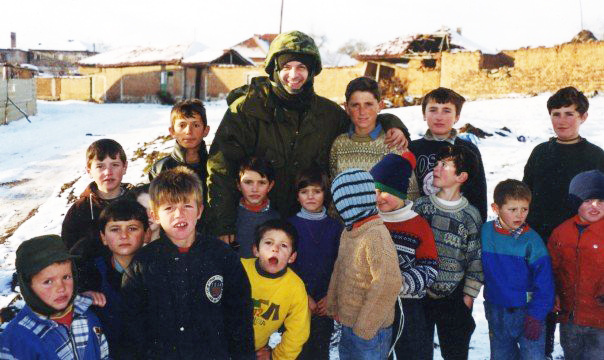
left=78, top=43, right=206, bottom=67
left=357, top=27, right=495, bottom=61
left=231, top=34, right=277, bottom=60
left=0, top=34, right=92, bottom=52
left=182, top=48, right=254, bottom=66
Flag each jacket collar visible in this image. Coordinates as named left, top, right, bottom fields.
left=171, top=139, right=208, bottom=163
left=423, top=129, right=457, bottom=144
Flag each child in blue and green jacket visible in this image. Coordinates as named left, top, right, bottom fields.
left=481, top=179, right=554, bottom=360
left=0, top=235, right=109, bottom=359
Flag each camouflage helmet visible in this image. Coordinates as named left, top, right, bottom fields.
left=264, top=31, right=322, bottom=76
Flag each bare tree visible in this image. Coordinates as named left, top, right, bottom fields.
left=338, top=40, right=369, bottom=57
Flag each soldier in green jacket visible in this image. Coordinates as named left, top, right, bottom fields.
left=208, top=30, right=408, bottom=243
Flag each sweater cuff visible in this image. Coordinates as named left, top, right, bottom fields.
left=463, top=279, right=482, bottom=298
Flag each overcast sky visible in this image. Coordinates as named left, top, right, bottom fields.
left=2, top=0, right=603, bottom=52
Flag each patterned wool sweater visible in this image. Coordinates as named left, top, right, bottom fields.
left=326, top=216, right=402, bottom=340
left=329, top=127, right=419, bottom=201
left=412, top=195, right=483, bottom=299
left=379, top=202, right=438, bottom=299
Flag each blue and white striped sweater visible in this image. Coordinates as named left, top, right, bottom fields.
left=481, top=221, right=554, bottom=320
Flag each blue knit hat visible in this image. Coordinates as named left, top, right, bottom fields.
left=370, top=152, right=416, bottom=200
left=568, top=170, right=604, bottom=210
left=331, top=169, right=377, bottom=229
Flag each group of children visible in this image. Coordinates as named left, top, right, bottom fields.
left=1, top=78, right=603, bottom=360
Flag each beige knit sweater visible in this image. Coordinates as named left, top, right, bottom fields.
left=326, top=216, right=402, bottom=340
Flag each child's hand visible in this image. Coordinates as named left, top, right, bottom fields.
left=255, top=346, right=271, bottom=360
left=82, top=291, right=107, bottom=307
left=316, top=296, right=329, bottom=317
left=218, top=234, right=235, bottom=245
left=308, top=296, right=317, bottom=314
left=384, top=128, right=408, bottom=151
left=463, top=294, right=474, bottom=310
left=523, top=315, right=542, bottom=340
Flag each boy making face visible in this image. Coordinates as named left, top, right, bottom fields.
left=121, top=167, right=255, bottom=359
left=242, top=219, right=309, bottom=360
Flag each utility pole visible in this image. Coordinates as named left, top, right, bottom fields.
left=579, top=0, right=584, bottom=29
left=279, top=0, right=284, bottom=33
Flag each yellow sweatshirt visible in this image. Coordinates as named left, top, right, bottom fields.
left=241, top=258, right=310, bottom=360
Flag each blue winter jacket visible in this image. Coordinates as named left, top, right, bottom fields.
left=0, top=295, right=110, bottom=359
left=481, top=221, right=554, bottom=320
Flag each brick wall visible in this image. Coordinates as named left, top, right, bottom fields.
left=441, top=42, right=604, bottom=99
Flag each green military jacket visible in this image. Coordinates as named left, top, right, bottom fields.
left=207, top=76, right=404, bottom=236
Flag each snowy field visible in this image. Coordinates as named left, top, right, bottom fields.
left=2, top=94, right=604, bottom=358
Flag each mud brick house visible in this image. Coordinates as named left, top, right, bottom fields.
left=1, top=63, right=37, bottom=124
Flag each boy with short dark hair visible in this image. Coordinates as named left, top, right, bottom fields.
left=62, top=138, right=133, bottom=258
left=79, top=199, right=148, bottom=358
left=409, top=87, right=487, bottom=221
left=523, top=86, right=604, bottom=357
left=370, top=153, right=438, bottom=360
left=149, top=98, right=210, bottom=205
left=233, top=156, right=280, bottom=257
left=288, top=166, right=342, bottom=359
left=121, top=166, right=254, bottom=359
left=327, top=169, right=402, bottom=359
left=548, top=170, right=604, bottom=359
left=241, top=219, right=310, bottom=360
left=412, top=144, right=484, bottom=360
left=329, top=77, right=418, bottom=200
left=482, top=179, right=554, bottom=360
left=0, top=235, right=109, bottom=359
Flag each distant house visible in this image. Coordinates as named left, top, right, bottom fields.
left=1, top=63, right=37, bottom=124
left=355, top=27, right=499, bottom=99
left=231, top=34, right=278, bottom=66
left=77, top=43, right=254, bottom=102
left=0, top=32, right=96, bottom=76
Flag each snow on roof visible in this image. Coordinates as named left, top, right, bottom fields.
left=232, top=44, right=267, bottom=60
left=28, top=39, right=90, bottom=52
left=78, top=43, right=206, bottom=67
left=320, top=50, right=358, bottom=67
left=358, top=27, right=495, bottom=60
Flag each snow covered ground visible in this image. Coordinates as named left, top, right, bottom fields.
left=2, top=94, right=604, bottom=358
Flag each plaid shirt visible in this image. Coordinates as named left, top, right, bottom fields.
left=0, top=295, right=109, bottom=360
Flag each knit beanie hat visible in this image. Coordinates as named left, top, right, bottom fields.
left=16, top=235, right=77, bottom=316
left=370, top=152, right=417, bottom=200
left=276, top=52, right=316, bottom=75
left=331, top=169, right=378, bottom=229
left=568, top=170, right=604, bottom=210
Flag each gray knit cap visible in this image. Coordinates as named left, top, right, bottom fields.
left=331, top=169, right=378, bottom=229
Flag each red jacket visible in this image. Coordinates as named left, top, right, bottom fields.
left=548, top=215, right=604, bottom=328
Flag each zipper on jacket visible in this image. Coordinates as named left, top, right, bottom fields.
left=571, top=230, right=582, bottom=321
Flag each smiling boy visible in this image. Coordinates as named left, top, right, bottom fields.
left=241, top=219, right=310, bottom=360
left=409, top=87, right=487, bottom=222
left=121, top=167, right=254, bottom=359
left=329, top=78, right=417, bottom=200
left=523, top=87, right=604, bottom=357
left=62, top=139, right=133, bottom=259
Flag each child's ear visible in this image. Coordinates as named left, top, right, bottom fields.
left=100, top=231, right=108, bottom=246
left=202, top=125, right=210, bottom=137
left=150, top=208, right=160, bottom=222
left=344, top=103, right=351, bottom=116
left=454, top=114, right=461, bottom=124
left=379, top=100, right=385, bottom=111
left=168, top=126, right=176, bottom=136
left=580, top=111, right=588, bottom=123
left=252, top=245, right=259, bottom=258
left=288, top=251, right=297, bottom=264
left=456, top=171, right=468, bottom=184
left=491, top=203, right=500, bottom=216
left=196, top=204, right=204, bottom=219
left=268, top=180, right=275, bottom=192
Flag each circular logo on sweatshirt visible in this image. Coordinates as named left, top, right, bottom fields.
left=205, top=275, right=224, bottom=303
